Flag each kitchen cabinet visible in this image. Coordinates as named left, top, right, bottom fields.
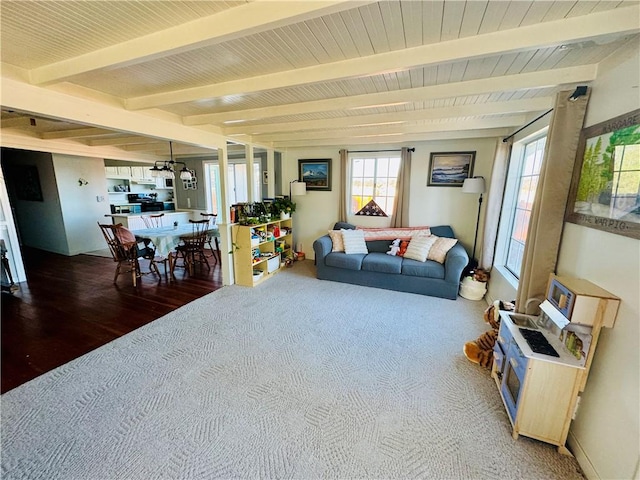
left=231, top=218, right=292, bottom=286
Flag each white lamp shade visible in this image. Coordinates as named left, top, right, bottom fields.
left=291, top=181, right=307, bottom=196
left=462, top=176, right=486, bottom=194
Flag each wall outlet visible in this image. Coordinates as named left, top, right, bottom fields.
left=96, top=195, right=105, bottom=202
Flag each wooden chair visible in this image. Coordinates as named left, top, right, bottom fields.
left=98, top=222, right=144, bottom=286
left=142, top=213, right=165, bottom=228
left=200, top=213, right=220, bottom=264
left=170, top=219, right=211, bottom=277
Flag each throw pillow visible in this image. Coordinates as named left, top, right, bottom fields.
left=427, top=236, right=458, bottom=263
left=327, top=230, right=345, bottom=252
left=341, top=229, right=368, bottom=255
left=403, top=235, right=437, bottom=262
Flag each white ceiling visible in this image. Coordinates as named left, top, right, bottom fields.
left=1, top=0, right=639, bottom=159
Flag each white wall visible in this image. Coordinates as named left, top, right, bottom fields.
left=1, top=149, right=69, bottom=254
left=282, top=137, right=497, bottom=259
left=485, top=43, right=639, bottom=479
left=52, top=154, right=113, bottom=255
left=560, top=45, right=640, bottom=480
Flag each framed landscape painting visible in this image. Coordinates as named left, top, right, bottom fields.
left=299, top=159, right=331, bottom=191
left=427, top=151, right=475, bottom=186
left=565, top=109, right=640, bottom=240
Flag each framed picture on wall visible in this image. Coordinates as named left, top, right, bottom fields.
left=298, top=159, right=331, bottom=191
left=427, top=151, right=475, bottom=187
left=565, top=108, right=640, bottom=240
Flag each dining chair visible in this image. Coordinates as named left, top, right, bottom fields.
left=98, top=222, right=145, bottom=286
left=170, top=219, right=211, bottom=277
left=142, top=213, right=165, bottom=228
left=200, top=213, right=220, bottom=264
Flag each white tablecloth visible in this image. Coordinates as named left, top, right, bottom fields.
left=131, top=224, right=219, bottom=257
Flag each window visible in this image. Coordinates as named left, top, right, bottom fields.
left=499, top=135, right=546, bottom=280
left=349, top=154, right=400, bottom=215
left=204, top=160, right=260, bottom=215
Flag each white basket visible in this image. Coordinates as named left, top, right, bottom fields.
left=459, top=277, right=487, bottom=300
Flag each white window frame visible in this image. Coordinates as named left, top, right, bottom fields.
left=348, top=152, right=401, bottom=216
left=494, top=129, right=548, bottom=287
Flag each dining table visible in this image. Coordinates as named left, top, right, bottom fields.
left=131, top=224, right=220, bottom=275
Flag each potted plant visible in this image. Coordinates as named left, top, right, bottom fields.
left=272, top=197, right=296, bottom=219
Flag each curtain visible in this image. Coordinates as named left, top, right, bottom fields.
left=480, top=138, right=512, bottom=270
left=516, top=88, right=591, bottom=313
left=390, top=147, right=412, bottom=227
left=339, top=149, right=348, bottom=222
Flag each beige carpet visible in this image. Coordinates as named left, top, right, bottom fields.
left=1, top=261, right=584, bottom=479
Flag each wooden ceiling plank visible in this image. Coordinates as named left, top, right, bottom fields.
left=124, top=5, right=638, bottom=110
left=30, top=1, right=373, bottom=85
left=184, top=65, right=596, bottom=125
left=223, top=97, right=554, bottom=135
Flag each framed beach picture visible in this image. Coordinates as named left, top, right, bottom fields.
left=427, top=151, right=475, bottom=187
left=299, top=159, right=331, bottom=191
left=565, top=109, right=640, bottom=240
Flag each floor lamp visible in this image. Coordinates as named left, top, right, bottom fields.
left=289, top=180, right=307, bottom=255
left=462, top=176, right=486, bottom=272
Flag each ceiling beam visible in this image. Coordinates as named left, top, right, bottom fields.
left=40, top=127, right=119, bottom=140
left=271, top=128, right=512, bottom=148
left=1, top=117, right=36, bottom=129
left=186, top=65, right=595, bottom=125
left=224, top=97, right=553, bottom=135
left=126, top=5, right=638, bottom=110
left=253, top=115, right=527, bottom=143
left=87, top=135, right=164, bottom=147
left=29, top=1, right=373, bottom=86
left=1, top=76, right=228, bottom=150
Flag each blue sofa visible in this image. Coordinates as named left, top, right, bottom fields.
left=313, top=222, right=468, bottom=300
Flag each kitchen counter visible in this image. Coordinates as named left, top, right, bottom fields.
left=499, top=311, right=585, bottom=369
left=106, top=211, right=192, bottom=230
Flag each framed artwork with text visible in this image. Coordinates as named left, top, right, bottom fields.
left=565, top=109, right=640, bottom=240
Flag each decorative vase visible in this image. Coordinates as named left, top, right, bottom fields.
left=280, top=211, right=290, bottom=220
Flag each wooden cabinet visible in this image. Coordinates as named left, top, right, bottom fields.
left=491, top=275, right=620, bottom=455
left=232, top=218, right=292, bottom=286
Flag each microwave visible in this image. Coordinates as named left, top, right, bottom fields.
left=546, top=276, right=576, bottom=320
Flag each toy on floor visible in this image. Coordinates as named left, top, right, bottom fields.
left=463, top=300, right=515, bottom=368
left=386, top=238, right=401, bottom=256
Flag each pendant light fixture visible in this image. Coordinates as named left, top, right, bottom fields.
left=149, top=141, right=193, bottom=180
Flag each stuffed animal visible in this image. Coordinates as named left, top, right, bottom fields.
left=386, top=238, right=401, bottom=256
left=463, top=300, right=515, bottom=368
left=472, top=268, right=490, bottom=283
left=398, top=240, right=409, bottom=257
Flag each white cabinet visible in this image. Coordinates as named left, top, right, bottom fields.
left=130, top=166, right=145, bottom=180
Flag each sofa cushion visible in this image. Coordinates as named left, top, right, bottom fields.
left=327, top=230, right=345, bottom=252
left=403, top=235, right=437, bottom=262
left=325, top=252, right=365, bottom=270
left=362, top=252, right=402, bottom=274
left=342, top=229, right=368, bottom=254
left=402, top=258, right=445, bottom=279
left=428, top=236, right=458, bottom=263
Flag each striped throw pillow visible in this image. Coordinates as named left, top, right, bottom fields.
left=341, top=229, right=368, bottom=255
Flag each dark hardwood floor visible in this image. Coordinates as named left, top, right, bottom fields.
left=1, top=247, right=223, bottom=393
